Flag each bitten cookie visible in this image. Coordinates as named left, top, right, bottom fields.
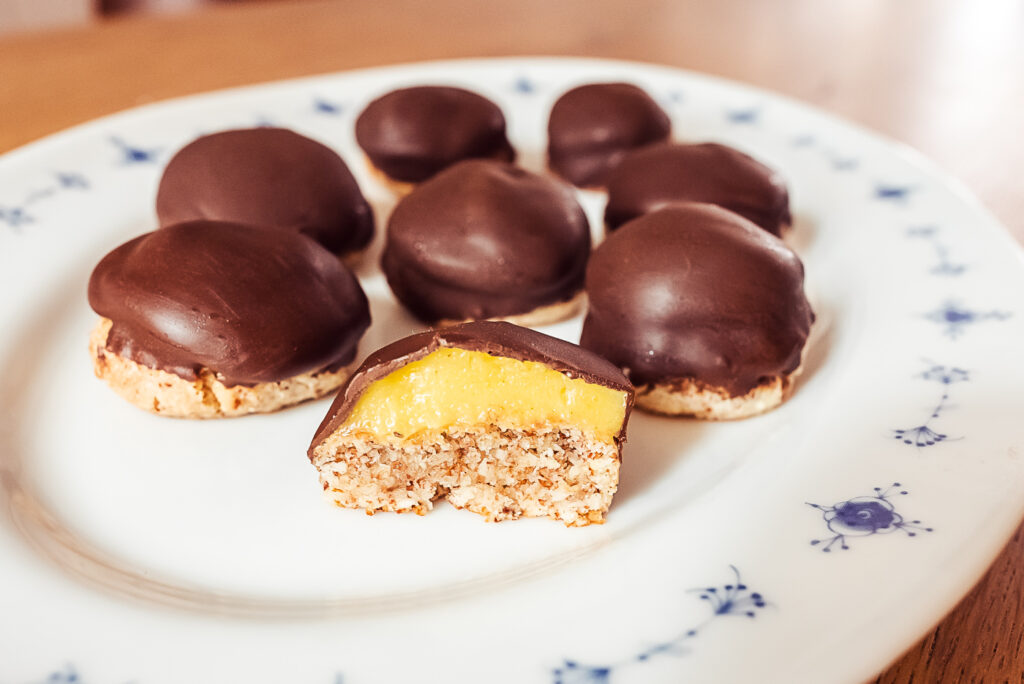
left=88, top=220, right=371, bottom=418
left=381, top=159, right=591, bottom=326
left=156, top=127, right=374, bottom=259
left=354, top=86, right=515, bottom=192
left=604, top=141, right=792, bottom=235
left=580, top=204, right=814, bottom=419
left=547, top=82, right=671, bottom=188
left=308, top=322, right=634, bottom=526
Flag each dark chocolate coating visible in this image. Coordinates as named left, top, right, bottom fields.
left=581, top=204, right=813, bottom=395
left=156, top=128, right=374, bottom=255
left=309, top=321, right=634, bottom=453
left=88, top=220, right=371, bottom=387
left=382, top=159, right=591, bottom=323
left=603, top=142, right=791, bottom=235
left=355, top=86, right=515, bottom=183
left=547, top=82, right=671, bottom=188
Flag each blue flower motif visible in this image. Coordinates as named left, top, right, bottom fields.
left=920, top=364, right=969, bottom=384
left=513, top=76, right=536, bottom=94
left=110, top=137, right=161, bottom=164
left=3, top=170, right=89, bottom=233
left=32, top=664, right=80, bottom=683
left=874, top=184, right=914, bottom=202
left=553, top=662, right=611, bottom=684
left=892, top=362, right=968, bottom=447
left=553, top=566, right=767, bottom=682
left=725, top=107, right=759, bottom=124
left=925, top=301, right=1010, bottom=339
left=832, top=499, right=895, bottom=531
left=808, top=483, right=932, bottom=551
left=692, top=573, right=766, bottom=618
left=0, top=205, right=33, bottom=229
left=313, top=98, right=343, bottom=115
left=906, top=225, right=966, bottom=276
left=56, top=172, right=89, bottom=189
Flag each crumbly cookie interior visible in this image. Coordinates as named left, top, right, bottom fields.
left=311, top=424, right=619, bottom=526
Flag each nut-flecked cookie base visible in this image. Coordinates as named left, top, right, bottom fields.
left=311, top=424, right=620, bottom=527
left=634, top=370, right=800, bottom=420
left=435, top=291, right=585, bottom=329
left=89, top=318, right=354, bottom=418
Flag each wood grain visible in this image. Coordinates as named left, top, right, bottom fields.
left=1, top=0, right=1022, bottom=679
left=875, top=525, right=1024, bottom=683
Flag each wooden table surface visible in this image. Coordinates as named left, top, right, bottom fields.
left=1, top=0, right=1021, bottom=680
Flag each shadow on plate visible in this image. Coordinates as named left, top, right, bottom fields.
left=349, top=190, right=397, bottom=281
left=614, top=412, right=707, bottom=505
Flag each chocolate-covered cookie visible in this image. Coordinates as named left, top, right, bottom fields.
left=604, top=142, right=791, bottom=235
left=581, top=203, right=813, bottom=419
left=156, top=128, right=373, bottom=257
left=382, top=159, right=590, bottom=326
left=547, top=82, right=671, bottom=188
left=88, top=220, right=371, bottom=418
left=355, top=86, right=515, bottom=186
left=309, top=321, right=634, bottom=526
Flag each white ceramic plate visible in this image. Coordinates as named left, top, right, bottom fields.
left=2, top=58, right=1023, bottom=684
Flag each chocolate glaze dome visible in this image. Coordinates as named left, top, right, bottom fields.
left=547, top=82, right=671, bottom=188
left=355, top=86, right=515, bottom=183
left=381, top=159, right=591, bottom=324
left=156, top=128, right=374, bottom=256
left=603, top=141, right=791, bottom=235
left=580, top=203, right=813, bottom=395
left=88, top=220, right=371, bottom=386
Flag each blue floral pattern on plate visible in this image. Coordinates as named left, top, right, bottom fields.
left=808, top=483, right=933, bottom=552
left=724, top=107, right=759, bottom=124
left=553, top=566, right=766, bottom=683
left=906, top=226, right=966, bottom=276
left=110, top=137, right=161, bottom=164
left=925, top=301, right=1010, bottom=339
left=892, top=363, right=969, bottom=447
left=5, top=59, right=1022, bottom=684
left=1, top=171, right=89, bottom=231
left=874, top=184, right=914, bottom=202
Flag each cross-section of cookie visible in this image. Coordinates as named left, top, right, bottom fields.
left=581, top=203, right=814, bottom=419
left=308, top=322, right=634, bottom=526
left=87, top=220, right=371, bottom=418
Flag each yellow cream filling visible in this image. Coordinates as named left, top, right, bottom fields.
left=341, top=348, right=627, bottom=442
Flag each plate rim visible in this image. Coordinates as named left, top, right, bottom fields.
left=2, top=55, right=1023, bottom=683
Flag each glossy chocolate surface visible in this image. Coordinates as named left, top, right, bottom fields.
left=156, top=128, right=373, bottom=255
left=355, top=86, right=515, bottom=183
left=603, top=142, right=791, bottom=235
left=547, top=82, right=671, bottom=188
left=382, top=159, right=591, bottom=323
left=310, top=321, right=634, bottom=451
left=88, top=220, right=371, bottom=386
left=581, top=204, right=813, bottom=394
